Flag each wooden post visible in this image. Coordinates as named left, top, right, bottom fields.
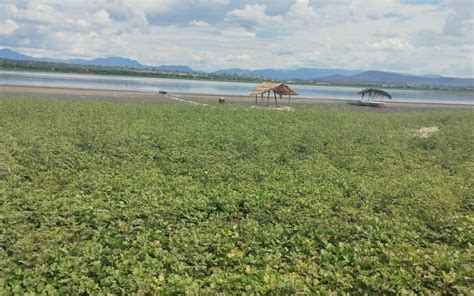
left=267, top=91, right=270, bottom=106
left=288, top=93, right=291, bottom=105
left=273, top=91, right=278, bottom=107
left=255, top=95, right=257, bottom=105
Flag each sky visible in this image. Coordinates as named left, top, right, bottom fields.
left=0, top=0, right=473, bottom=77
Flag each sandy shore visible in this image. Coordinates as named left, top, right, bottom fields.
left=1, top=84, right=472, bottom=111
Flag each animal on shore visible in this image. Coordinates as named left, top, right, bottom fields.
left=159, top=90, right=168, bottom=95
left=218, top=97, right=226, bottom=104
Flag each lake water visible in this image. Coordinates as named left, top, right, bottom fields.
left=1, top=70, right=473, bottom=105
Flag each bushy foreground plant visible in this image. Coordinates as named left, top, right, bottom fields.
left=1, top=99, right=472, bottom=294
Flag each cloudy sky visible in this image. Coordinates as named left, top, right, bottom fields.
left=0, top=0, right=473, bottom=77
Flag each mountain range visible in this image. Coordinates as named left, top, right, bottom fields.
left=214, top=68, right=473, bottom=88
left=317, top=71, right=474, bottom=88
left=0, top=48, right=193, bottom=73
left=1, top=48, right=473, bottom=88
left=214, top=68, right=364, bottom=80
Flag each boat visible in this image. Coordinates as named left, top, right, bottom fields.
left=356, top=100, right=385, bottom=108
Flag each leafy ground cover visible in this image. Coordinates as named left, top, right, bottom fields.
left=1, top=99, right=473, bottom=294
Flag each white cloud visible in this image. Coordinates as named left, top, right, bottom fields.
left=226, top=4, right=283, bottom=27
left=443, top=0, right=474, bottom=36
left=192, top=50, right=212, bottom=63
left=220, top=26, right=256, bottom=37
left=0, top=3, right=18, bottom=21
left=190, top=20, right=209, bottom=27
left=0, top=19, right=19, bottom=35
left=93, top=9, right=111, bottom=26
left=0, top=0, right=473, bottom=77
left=370, top=37, right=414, bottom=50
left=16, top=2, right=58, bottom=24
left=288, top=0, right=317, bottom=24
left=76, top=19, right=89, bottom=29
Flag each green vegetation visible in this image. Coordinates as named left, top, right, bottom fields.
left=1, top=99, right=473, bottom=294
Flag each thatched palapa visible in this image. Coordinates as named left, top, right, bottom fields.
left=251, top=82, right=298, bottom=106
left=358, top=88, right=392, bottom=101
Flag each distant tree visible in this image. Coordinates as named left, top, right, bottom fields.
left=358, top=88, right=392, bottom=101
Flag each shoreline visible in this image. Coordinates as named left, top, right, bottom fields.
left=2, top=69, right=473, bottom=94
left=1, top=84, right=473, bottom=110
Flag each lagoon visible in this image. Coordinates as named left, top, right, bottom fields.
left=1, top=70, right=472, bottom=105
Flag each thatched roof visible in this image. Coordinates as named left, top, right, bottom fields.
left=250, top=83, right=298, bottom=96
left=358, top=88, right=392, bottom=100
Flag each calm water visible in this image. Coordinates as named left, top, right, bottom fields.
left=1, top=70, right=473, bottom=105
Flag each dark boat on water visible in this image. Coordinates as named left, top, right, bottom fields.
left=356, top=100, right=385, bottom=107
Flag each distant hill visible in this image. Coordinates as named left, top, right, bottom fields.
left=153, top=65, right=195, bottom=72
left=0, top=48, right=195, bottom=72
left=318, top=70, right=474, bottom=88
left=0, top=48, right=34, bottom=61
left=215, top=67, right=364, bottom=80
left=215, top=67, right=473, bottom=88
left=2, top=48, right=473, bottom=88
left=66, top=57, right=144, bottom=68
left=214, top=68, right=254, bottom=76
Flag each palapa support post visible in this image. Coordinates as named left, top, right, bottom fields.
left=250, top=82, right=298, bottom=108
left=255, top=95, right=258, bottom=105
